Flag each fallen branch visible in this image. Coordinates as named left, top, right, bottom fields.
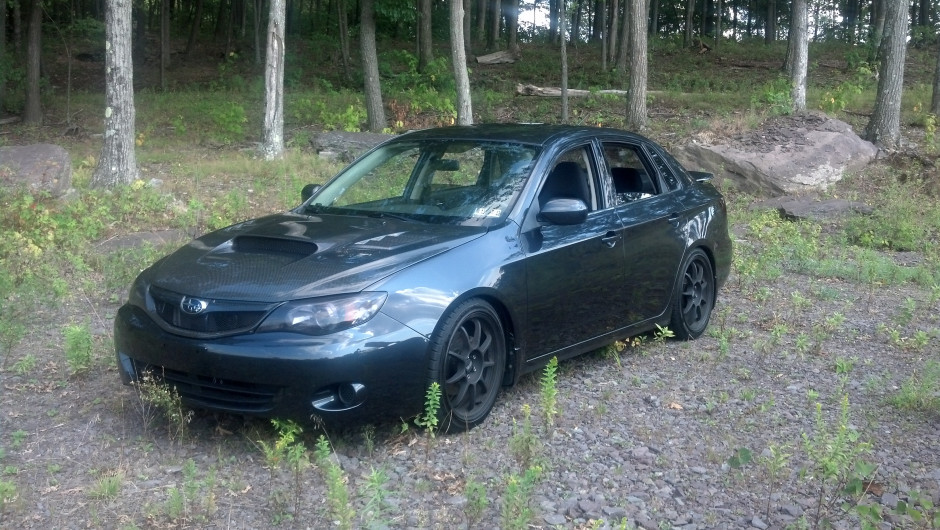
left=515, top=84, right=629, bottom=97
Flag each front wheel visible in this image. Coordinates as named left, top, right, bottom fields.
left=427, top=299, right=506, bottom=433
left=669, top=248, right=716, bottom=340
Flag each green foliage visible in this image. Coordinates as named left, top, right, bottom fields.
left=359, top=467, right=391, bottom=528
left=164, top=459, right=217, bottom=524
left=0, top=479, right=16, bottom=512
left=539, top=357, right=558, bottom=430
left=464, top=477, right=489, bottom=525
left=500, top=465, right=542, bottom=530
left=751, top=77, right=792, bottom=116
left=315, top=435, right=355, bottom=530
left=414, top=381, right=442, bottom=435
left=210, top=101, right=247, bottom=144
left=90, top=472, right=123, bottom=500
left=63, top=323, right=94, bottom=376
left=508, top=404, right=540, bottom=470
left=133, top=371, right=193, bottom=440
left=889, top=361, right=940, bottom=414
left=727, top=447, right=752, bottom=470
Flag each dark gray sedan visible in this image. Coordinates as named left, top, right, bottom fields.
left=114, top=124, right=731, bottom=432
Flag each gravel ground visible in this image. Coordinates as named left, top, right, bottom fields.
left=2, top=201, right=939, bottom=530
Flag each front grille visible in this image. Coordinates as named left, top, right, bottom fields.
left=150, top=286, right=277, bottom=335
left=142, top=365, right=281, bottom=413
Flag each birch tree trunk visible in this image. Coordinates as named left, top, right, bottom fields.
left=360, top=0, right=386, bottom=131
left=261, top=0, right=285, bottom=160
left=789, top=0, right=808, bottom=113
left=92, top=0, right=140, bottom=188
left=451, top=0, right=473, bottom=125
left=864, top=0, right=908, bottom=149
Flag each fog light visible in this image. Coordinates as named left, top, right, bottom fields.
left=311, top=383, right=367, bottom=412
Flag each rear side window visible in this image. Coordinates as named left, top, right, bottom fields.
left=602, top=143, right=659, bottom=204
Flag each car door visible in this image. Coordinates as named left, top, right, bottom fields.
left=522, top=144, right=630, bottom=361
left=605, top=141, right=687, bottom=322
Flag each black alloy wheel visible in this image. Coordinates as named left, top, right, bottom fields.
left=670, top=248, right=715, bottom=340
left=428, top=299, right=506, bottom=433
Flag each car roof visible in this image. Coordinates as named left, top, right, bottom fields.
left=395, top=123, right=651, bottom=147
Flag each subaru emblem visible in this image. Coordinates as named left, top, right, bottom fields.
left=180, top=296, right=208, bottom=315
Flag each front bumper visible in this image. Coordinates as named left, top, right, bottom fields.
left=114, top=303, right=430, bottom=425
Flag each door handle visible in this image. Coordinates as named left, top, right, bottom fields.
left=601, top=231, right=622, bottom=248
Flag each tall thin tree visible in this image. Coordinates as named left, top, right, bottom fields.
left=451, top=0, right=473, bottom=124
left=261, top=0, right=285, bottom=160
left=92, top=0, right=140, bottom=187
left=560, top=0, right=568, bottom=123
left=361, top=0, right=386, bottom=131
left=789, top=0, right=808, bottom=113
left=24, top=0, right=42, bottom=124
left=0, top=0, right=7, bottom=113
left=625, top=0, right=647, bottom=129
left=864, top=0, right=908, bottom=149
left=418, top=0, right=433, bottom=72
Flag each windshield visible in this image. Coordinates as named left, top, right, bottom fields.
left=304, top=139, right=539, bottom=226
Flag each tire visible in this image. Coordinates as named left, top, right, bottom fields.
left=669, top=248, right=716, bottom=340
left=427, top=299, right=506, bottom=433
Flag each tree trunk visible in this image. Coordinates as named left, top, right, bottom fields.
left=360, top=0, right=386, bottom=131
left=931, top=42, right=940, bottom=115
left=869, top=0, right=886, bottom=63
left=789, top=0, right=808, bottom=113
left=463, top=0, right=472, bottom=56
left=261, top=0, right=285, bottom=160
left=608, top=0, right=619, bottom=64
left=864, top=0, right=908, bottom=149
left=451, top=0, right=473, bottom=125
left=254, top=0, right=263, bottom=65
left=92, top=0, right=140, bottom=188
left=616, top=0, right=629, bottom=74
left=764, top=0, right=775, bottom=43
left=650, top=0, right=658, bottom=35
left=625, top=0, right=647, bottom=129
left=713, top=0, right=721, bottom=49
left=185, top=0, right=205, bottom=55
left=560, top=0, right=568, bottom=123
left=336, top=0, right=352, bottom=81
left=486, top=0, right=498, bottom=51
left=683, top=0, right=692, bottom=47
left=161, top=0, right=170, bottom=90
left=24, top=0, right=42, bottom=124
left=418, top=0, right=432, bottom=72
left=506, top=0, right=519, bottom=55
left=0, top=0, right=7, bottom=113
left=599, top=0, right=607, bottom=70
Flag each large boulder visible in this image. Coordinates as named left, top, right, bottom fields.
left=0, top=143, right=73, bottom=197
left=310, top=131, right=394, bottom=162
left=675, top=113, right=877, bottom=197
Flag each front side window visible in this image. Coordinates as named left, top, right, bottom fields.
left=305, top=140, right=539, bottom=226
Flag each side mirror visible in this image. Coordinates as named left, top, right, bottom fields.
left=538, top=198, right=588, bottom=225
left=689, top=171, right=714, bottom=183
left=301, top=184, right=321, bottom=202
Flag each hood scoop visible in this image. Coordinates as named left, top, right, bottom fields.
left=232, top=235, right=318, bottom=258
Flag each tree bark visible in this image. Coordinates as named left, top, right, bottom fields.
left=360, top=0, right=386, bottom=131
left=336, top=0, right=352, bottom=81
left=24, top=0, right=42, bottom=124
left=764, top=0, right=776, bottom=43
left=161, top=0, right=170, bottom=91
left=683, top=0, right=692, bottom=47
left=864, top=0, right=908, bottom=149
left=931, top=41, right=940, bottom=115
left=185, top=0, right=205, bottom=55
left=608, top=0, right=619, bottom=64
left=261, top=0, right=285, bottom=160
left=0, top=0, right=7, bottom=113
left=506, top=0, right=519, bottom=55
left=418, top=0, right=432, bottom=72
left=560, top=0, right=568, bottom=123
left=625, top=0, right=647, bottom=129
left=92, top=0, right=140, bottom=188
left=789, top=0, right=808, bottom=113
left=451, top=0, right=473, bottom=125
left=616, top=0, right=629, bottom=75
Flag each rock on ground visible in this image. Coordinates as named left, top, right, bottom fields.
left=675, top=113, right=877, bottom=196
left=0, top=143, right=73, bottom=197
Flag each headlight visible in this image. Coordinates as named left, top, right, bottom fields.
left=257, top=292, right=388, bottom=336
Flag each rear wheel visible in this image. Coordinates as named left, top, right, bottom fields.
left=427, top=299, right=506, bottom=433
left=669, top=248, right=715, bottom=340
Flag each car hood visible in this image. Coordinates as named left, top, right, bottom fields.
left=148, top=212, right=485, bottom=302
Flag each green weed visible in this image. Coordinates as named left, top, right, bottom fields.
left=464, top=477, right=489, bottom=525
left=314, top=435, right=355, bottom=530
left=133, top=370, right=193, bottom=440
left=63, top=323, right=94, bottom=376
left=889, top=361, right=940, bottom=414
left=540, top=357, right=559, bottom=431
left=500, top=465, right=543, bottom=530
left=508, top=404, right=540, bottom=470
